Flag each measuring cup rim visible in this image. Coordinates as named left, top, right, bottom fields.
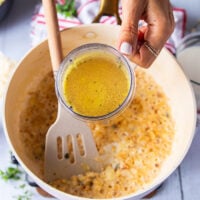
left=55, top=43, right=135, bottom=121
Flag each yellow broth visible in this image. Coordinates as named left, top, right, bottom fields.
left=62, top=51, right=130, bottom=117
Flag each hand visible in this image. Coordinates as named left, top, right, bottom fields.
left=118, top=0, right=175, bottom=68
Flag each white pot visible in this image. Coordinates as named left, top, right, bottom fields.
left=2, top=24, right=197, bottom=200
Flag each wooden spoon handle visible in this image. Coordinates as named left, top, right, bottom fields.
left=42, top=0, right=63, bottom=73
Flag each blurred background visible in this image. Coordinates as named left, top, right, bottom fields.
left=0, top=0, right=200, bottom=60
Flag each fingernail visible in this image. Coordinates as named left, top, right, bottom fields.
left=120, top=42, right=132, bottom=55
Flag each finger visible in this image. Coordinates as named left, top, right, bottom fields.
left=132, top=39, right=160, bottom=68
left=118, top=0, right=147, bottom=56
left=131, top=26, right=160, bottom=67
left=132, top=1, right=175, bottom=67
left=147, top=2, right=174, bottom=48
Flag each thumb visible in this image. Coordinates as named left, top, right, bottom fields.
left=118, top=0, right=144, bottom=56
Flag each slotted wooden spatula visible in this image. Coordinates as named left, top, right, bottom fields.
left=42, top=0, right=102, bottom=182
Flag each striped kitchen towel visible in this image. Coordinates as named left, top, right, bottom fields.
left=30, top=0, right=186, bottom=55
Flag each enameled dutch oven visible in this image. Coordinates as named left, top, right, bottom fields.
left=3, top=24, right=197, bottom=200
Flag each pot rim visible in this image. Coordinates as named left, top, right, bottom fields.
left=2, top=24, right=197, bottom=200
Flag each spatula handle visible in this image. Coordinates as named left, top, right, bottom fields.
left=42, top=0, right=63, bottom=73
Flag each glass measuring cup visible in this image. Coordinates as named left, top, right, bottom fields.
left=56, top=43, right=135, bottom=121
